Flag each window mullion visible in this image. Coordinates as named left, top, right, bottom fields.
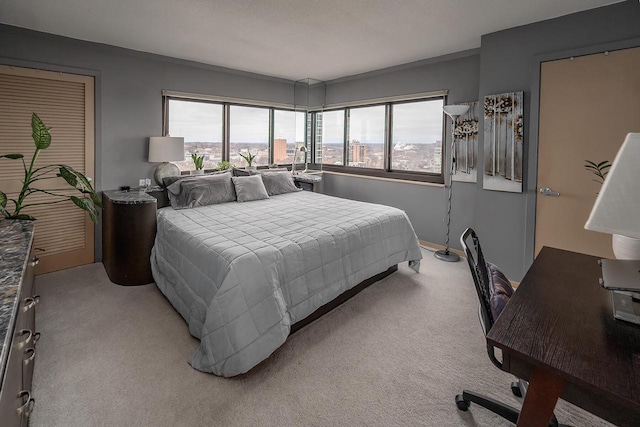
left=223, top=103, right=230, bottom=162
left=268, top=108, right=274, bottom=165
left=385, top=103, right=392, bottom=172
left=343, top=109, right=349, bottom=166
left=311, top=112, right=317, bottom=165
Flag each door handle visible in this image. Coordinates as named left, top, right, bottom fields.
left=539, top=187, right=560, bottom=197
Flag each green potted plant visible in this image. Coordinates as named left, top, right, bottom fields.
left=191, top=152, right=205, bottom=175
left=216, top=160, right=231, bottom=171
left=0, top=113, right=101, bottom=222
left=238, top=150, right=257, bottom=171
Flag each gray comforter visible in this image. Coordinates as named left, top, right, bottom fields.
left=150, top=191, right=422, bottom=377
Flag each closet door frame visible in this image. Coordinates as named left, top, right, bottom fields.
left=0, top=61, right=99, bottom=273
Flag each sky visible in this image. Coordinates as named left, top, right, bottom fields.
left=168, top=98, right=443, bottom=145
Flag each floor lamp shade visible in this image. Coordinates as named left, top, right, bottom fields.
left=443, top=104, right=470, bottom=119
left=149, top=136, right=184, bottom=185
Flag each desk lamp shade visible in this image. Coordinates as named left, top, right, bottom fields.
left=149, top=136, right=184, bottom=185
left=585, top=133, right=640, bottom=258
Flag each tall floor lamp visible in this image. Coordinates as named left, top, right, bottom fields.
left=435, top=104, right=470, bottom=262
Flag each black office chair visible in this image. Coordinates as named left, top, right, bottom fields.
left=457, top=228, right=569, bottom=427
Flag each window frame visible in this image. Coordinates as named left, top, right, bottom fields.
left=162, top=92, right=446, bottom=184
left=164, top=95, right=306, bottom=173
left=228, top=103, right=272, bottom=168
left=310, top=96, right=446, bottom=184
left=163, top=97, right=225, bottom=171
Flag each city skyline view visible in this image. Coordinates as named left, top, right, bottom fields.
left=168, top=99, right=443, bottom=145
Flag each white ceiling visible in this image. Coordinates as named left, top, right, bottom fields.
left=0, top=0, right=623, bottom=81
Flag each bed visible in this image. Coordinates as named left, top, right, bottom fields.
left=150, top=188, right=422, bottom=377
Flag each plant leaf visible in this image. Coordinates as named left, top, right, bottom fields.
left=57, top=166, right=78, bottom=187
left=31, top=113, right=52, bottom=150
left=70, top=196, right=97, bottom=223
left=1, top=154, right=24, bottom=159
left=0, top=191, right=6, bottom=209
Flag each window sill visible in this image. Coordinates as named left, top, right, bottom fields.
left=322, top=170, right=444, bottom=187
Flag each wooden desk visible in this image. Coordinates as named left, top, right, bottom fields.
left=487, top=247, right=640, bottom=427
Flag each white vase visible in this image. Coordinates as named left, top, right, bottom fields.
left=190, top=169, right=204, bottom=176
left=246, top=166, right=257, bottom=172
left=612, top=234, right=640, bottom=259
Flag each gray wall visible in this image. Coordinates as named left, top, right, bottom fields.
left=3, top=1, right=640, bottom=278
left=0, top=25, right=295, bottom=260
left=323, top=0, right=640, bottom=280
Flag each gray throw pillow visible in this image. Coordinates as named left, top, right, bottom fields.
left=232, top=167, right=289, bottom=176
left=260, top=171, right=301, bottom=196
left=232, top=167, right=259, bottom=177
left=232, top=175, right=270, bottom=202
left=163, top=170, right=226, bottom=188
left=167, top=172, right=236, bottom=208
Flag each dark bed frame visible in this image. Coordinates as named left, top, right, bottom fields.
left=290, top=265, right=398, bottom=334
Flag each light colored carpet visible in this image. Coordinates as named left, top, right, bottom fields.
left=30, top=249, right=612, bottom=427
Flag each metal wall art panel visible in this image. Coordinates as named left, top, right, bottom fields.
left=452, top=101, right=479, bottom=183
left=483, top=91, right=524, bottom=193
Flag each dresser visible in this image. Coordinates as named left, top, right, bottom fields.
left=102, top=190, right=158, bottom=286
left=0, top=220, right=39, bottom=426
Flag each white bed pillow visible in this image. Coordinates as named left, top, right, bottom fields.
left=232, top=175, right=270, bottom=202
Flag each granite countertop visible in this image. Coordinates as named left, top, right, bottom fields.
left=103, top=189, right=158, bottom=205
left=293, top=172, right=323, bottom=183
left=0, top=220, right=35, bottom=381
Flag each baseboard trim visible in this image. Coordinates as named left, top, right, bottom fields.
left=419, top=240, right=520, bottom=288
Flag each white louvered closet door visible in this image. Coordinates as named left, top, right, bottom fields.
left=0, top=65, right=95, bottom=274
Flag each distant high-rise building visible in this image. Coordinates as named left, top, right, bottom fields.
left=434, top=140, right=443, bottom=170
left=315, top=113, right=323, bottom=163
left=349, top=140, right=367, bottom=167
left=274, top=138, right=287, bottom=163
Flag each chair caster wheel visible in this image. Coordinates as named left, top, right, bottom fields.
left=455, top=394, right=470, bottom=411
left=511, top=381, right=522, bottom=397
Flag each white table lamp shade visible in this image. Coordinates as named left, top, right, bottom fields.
left=148, top=137, right=184, bottom=162
left=585, top=133, right=640, bottom=239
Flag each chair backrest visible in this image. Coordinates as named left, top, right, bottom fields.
left=460, top=228, right=506, bottom=369
left=460, top=228, right=495, bottom=334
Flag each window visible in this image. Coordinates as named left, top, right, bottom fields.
left=167, top=99, right=223, bottom=171
left=163, top=92, right=445, bottom=183
left=391, top=99, right=443, bottom=173
left=312, top=96, right=445, bottom=183
left=273, top=110, right=306, bottom=164
left=319, top=109, right=344, bottom=166
left=347, top=105, right=385, bottom=168
left=229, top=105, right=270, bottom=167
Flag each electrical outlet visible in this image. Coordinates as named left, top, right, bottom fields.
left=139, top=179, right=146, bottom=187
